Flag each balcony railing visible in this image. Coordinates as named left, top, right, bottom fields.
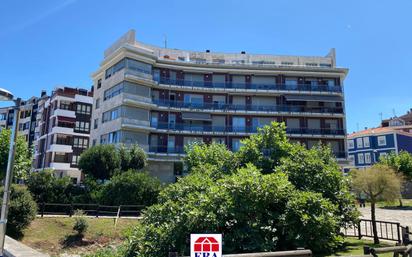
left=152, top=99, right=344, bottom=114
left=148, top=144, right=347, bottom=158
left=151, top=122, right=345, bottom=136
left=155, top=77, right=342, bottom=93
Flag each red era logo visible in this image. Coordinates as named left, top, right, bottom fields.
left=194, top=237, right=219, bottom=252
left=191, top=234, right=222, bottom=257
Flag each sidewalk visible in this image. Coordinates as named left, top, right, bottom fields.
left=4, top=236, right=49, bottom=257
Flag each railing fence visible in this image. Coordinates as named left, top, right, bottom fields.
left=39, top=202, right=144, bottom=218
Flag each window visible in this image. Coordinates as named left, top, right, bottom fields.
left=379, top=152, right=387, bottom=160
left=365, top=153, right=372, bottom=164
left=71, top=155, right=80, bottom=165
left=95, top=98, right=100, bottom=109
left=73, top=137, right=89, bottom=148
left=305, top=63, right=318, bottom=67
left=100, top=131, right=120, bottom=144
left=348, top=155, right=355, bottom=165
left=232, top=138, right=243, bottom=152
left=104, top=82, right=124, bottom=101
left=97, top=79, right=102, bottom=89
left=357, top=138, right=363, bottom=148
left=76, top=104, right=91, bottom=115
left=320, top=63, right=332, bottom=68
left=348, top=140, right=354, bottom=149
left=75, top=121, right=90, bottom=132
left=363, top=137, right=370, bottom=147
left=94, top=118, right=98, bottom=129
left=102, top=107, right=120, bottom=123
left=105, top=59, right=126, bottom=79
left=378, top=136, right=386, bottom=146
left=281, top=62, right=294, bottom=66
left=358, top=153, right=364, bottom=164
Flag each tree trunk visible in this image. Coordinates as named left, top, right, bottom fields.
left=371, top=202, right=379, bottom=244
left=399, top=198, right=403, bottom=207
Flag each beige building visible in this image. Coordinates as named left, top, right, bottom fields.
left=91, top=30, right=348, bottom=183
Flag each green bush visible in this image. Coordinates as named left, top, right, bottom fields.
left=73, top=210, right=88, bottom=238
left=1, top=185, right=37, bottom=239
left=98, top=170, right=162, bottom=206
left=119, top=144, right=147, bottom=171
left=79, top=144, right=121, bottom=180
left=121, top=122, right=358, bottom=256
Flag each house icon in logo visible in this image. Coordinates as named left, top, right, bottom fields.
left=191, top=234, right=222, bottom=257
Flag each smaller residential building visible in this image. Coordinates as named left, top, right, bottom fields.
left=0, top=91, right=49, bottom=147
left=347, top=126, right=412, bottom=168
left=33, top=86, right=93, bottom=183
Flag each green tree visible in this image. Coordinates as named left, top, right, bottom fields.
left=236, top=122, right=292, bottom=174
left=124, top=164, right=341, bottom=256
left=98, top=170, right=162, bottom=206
left=26, top=170, right=93, bottom=204
left=351, top=165, right=401, bottom=244
left=380, top=151, right=412, bottom=178
left=119, top=144, right=147, bottom=171
left=1, top=185, right=37, bottom=239
left=78, top=144, right=121, bottom=180
left=277, top=143, right=359, bottom=227
left=184, top=142, right=236, bottom=174
left=379, top=151, right=412, bottom=206
left=0, top=129, right=32, bottom=180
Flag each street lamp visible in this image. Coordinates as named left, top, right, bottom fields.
left=0, top=88, right=20, bottom=257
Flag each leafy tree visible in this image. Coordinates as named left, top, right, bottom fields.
left=119, top=144, right=147, bottom=171
left=0, top=129, right=32, bottom=181
left=380, top=151, right=412, bottom=178
left=351, top=165, right=401, bottom=244
left=120, top=122, right=358, bottom=256
left=236, top=122, right=292, bottom=173
left=98, top=170, right=162, bottom=206
left=26, top=170, right=94, bottom=204
left=184, top=142, right=236, bottom=174
left=78, top=144, right=120, bottom=180
left=277, top=143, right=359, bottom=227
left=1, top=185, right=37, bottom=239
left=73, top=210, right=88, bottom=238
left=124, top=165, right=342, bottom=256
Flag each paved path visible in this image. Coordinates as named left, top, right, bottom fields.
left=360, top=206, right=412, bottom=227
left=4, top=236, right=49, bottom=257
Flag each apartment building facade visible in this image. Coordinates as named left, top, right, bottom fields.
left=91, top=30, right=348, bottom=183
left=0, top=91, right=48, bottom=147
left=347, top=126, right=412, bottom=168
left=33, top=87, right=93, bottom=183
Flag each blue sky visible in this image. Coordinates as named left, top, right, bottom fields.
left=1, top=0, right=412, bottom=133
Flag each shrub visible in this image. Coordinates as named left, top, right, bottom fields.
left=73, top=210, right=88, bottom=238
left=98, top=170, right=162, bottom=206
left=78, top=145, right=121, bottom=180
left=1, top=185, right=37, bottom=239
left=119, top=144, right=147, bottom=171
left=124, top=164, right=341, bottom=256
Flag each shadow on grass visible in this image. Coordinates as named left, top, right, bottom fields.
left=60, top=234, right=94, bottom=248
left=380, top=206, right=412, bottom=210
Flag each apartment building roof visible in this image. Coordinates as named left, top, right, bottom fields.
left=101, top=30, right=348, bottom=75
left=348, top=126, right=412, bottom=138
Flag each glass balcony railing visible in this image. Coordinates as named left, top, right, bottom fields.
left=152, top=99, right=344, bottom=114
left=151, top=122, right=345, bottom=136
left=155, top=77, right=342, bottom=93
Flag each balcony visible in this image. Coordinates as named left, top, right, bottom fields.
left=148, top=144, right=347, bottom=159
left=152, top=99, right=344, bottom=114
left=155, top=77, right=342, bottom=93
left=151, top=122, right=345, bottom=136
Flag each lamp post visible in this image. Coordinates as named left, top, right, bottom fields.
left=0, top=88, right=20, bottom=257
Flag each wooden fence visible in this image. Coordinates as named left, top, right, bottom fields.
left=38, top=202, right=145, bottom=218
left=343, top=219, right=411, bottom=244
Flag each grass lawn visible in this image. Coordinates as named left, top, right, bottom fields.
left=20, top=217, right=139, bottom=256
left=323, top=238, right=395, bottom=257
left=376, top=199, right=412, bottom=209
